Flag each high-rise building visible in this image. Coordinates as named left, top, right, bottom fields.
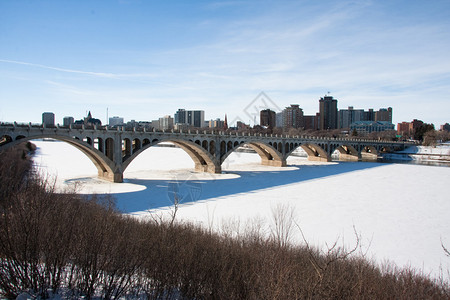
left=174, top=109, right=187, bottom=124
left=276, top=112, right=284, bottom=128
left=42, top=112, right=55, bottom=127
left=282, top=105, right=304, bottom=129
left=364, top=109, right=375, bottom=121
left=338, top=106, right=365, bottom=129
left=63, top=116, right=74, bottom=127
left=109, top=116, right=124, bottom=127
left=174, top=109, right=205, bottom=128
left=304, top=114, right=320, bottom=130
left=260, top=109, right=276, bottom=128
left=375, top=107, right=393, bottom=123
left=159, top=115, right=174, bottom=130
left=319, top=96, right=338, bottom=130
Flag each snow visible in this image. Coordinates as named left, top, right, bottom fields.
left=32, top=140, right=450, bottom=280
left=397, top=143, right=450, bottom=155
left=382, top=143, right=450, bottom=166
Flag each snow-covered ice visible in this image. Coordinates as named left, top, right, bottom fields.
left=32, top=140, right=450, bottom=280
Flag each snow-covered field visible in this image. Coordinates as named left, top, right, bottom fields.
left=33, top=140, right=450, bottom=280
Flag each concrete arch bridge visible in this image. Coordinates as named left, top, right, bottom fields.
left=0, top=123, right=414, bottom=183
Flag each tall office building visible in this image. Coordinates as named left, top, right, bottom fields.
left=283, top=105, right=304, bottom=129
left=319, top=96, right=338, bottom=130
left=375, top=107, right=393, bottom=123
left=338, top=106, right=364, bottom=129
left=174, top=109, right=205, bottom=128
left=174, top=109, right=187, bottom=124
left=364, top=109, right=375, bottom=121
left=260, top=109, right=276, bottom=128
left=159, top=115, right=174, bottom=130
left=42, top=112, right=55, bottom=127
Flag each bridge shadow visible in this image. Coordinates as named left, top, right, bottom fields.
left=112, top=161, right=385, bottom=213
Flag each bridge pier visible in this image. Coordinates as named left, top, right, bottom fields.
left=307, top=155, right=331, bottom=162
left=361, top=152, right=378, bottom=161
left=194, top=162, right=222, bottom=173
left=98, top=170, right=123, bottom=183
left=261, top=158, right=287, bottom=167
left=338, top=153, right=359, bottom=161
left=360, top=146, right=379, bottom=161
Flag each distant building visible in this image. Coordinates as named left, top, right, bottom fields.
left=364, top=109, right=375, bottom=121
left=397, top=119, right=424, bottom=137
left=350, top=121, right=394, bottom=135
left=260, top=109, right=276, bottom=128
left=42, top=112, right=55, bottom=127
left=375, top=107, right=393, bottom=122
left=339, top=107, right=393, bottom=129
left=150, top=119, right=161, bottom=130
left=441, top=123, right=450, bottom=132
left=174, top=109, right=187, bottom=124
left=276, top=112, right=284, bottom=128
left=208, top=118, right=225, bottom=129
left=304, top=114, right=319, bottom=130
left=74, top=111, right=102, bottom=126
left=236, top=121, right=250, bottom=129
left=63, top=116, right=74, bottom=127
left=338, top=106, right=364, bottom=129
left=397, top=122, right=412, bottom=136
left=319, top=95, right=338, bottom=130
left=109, top=116, right=124, bottom=127
left=159, top=115, right=174, bottom=130
left=174, top=109, right=205, bottom=128
left=283, top=105, right=304, bottom=129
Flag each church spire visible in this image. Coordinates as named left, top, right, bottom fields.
left=224, top=114, right=228, bottom=130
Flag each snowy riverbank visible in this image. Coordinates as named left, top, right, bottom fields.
left=32, top=140, right=450, bottom=281
left=382, top=143, right=450, bottom=166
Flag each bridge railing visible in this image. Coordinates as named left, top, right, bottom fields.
left=0, top=123, right=416, bottom=145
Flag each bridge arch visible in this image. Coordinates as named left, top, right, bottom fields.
left=286, top=143, right=330, bottom=162
left=0, top=135, right=117, bottom=182
left=333, top=144, right=359, bottom=161
left=133, top=138, right=141, bottom=154
left=220, top=141, right=285, bottom=167
left=0, top=134, right=13, bottom=145
left=121, top=139, right=221, bottom=175
left=360, top=145, right=378, bottom=161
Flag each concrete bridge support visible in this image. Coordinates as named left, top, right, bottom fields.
left=336, top=145, right=359, bottom=161
left=301, top=143, right=331, bottom=162
left=248, top=142, right=286, bottom=167
left=361, top=146, right=378, bottom=161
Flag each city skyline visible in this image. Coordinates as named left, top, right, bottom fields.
left=1, top=1, right=449, bottom=126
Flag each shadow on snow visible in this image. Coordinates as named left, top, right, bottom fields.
left=111, top=161, right=384, bottom=213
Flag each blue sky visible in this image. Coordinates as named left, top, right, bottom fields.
left=1, top=0, right=449, bottom=127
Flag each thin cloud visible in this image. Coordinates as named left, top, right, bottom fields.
left=0, top=59, right=118, bottom=78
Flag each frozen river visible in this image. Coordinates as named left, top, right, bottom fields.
left=33, top=140, right=450, bottom=281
